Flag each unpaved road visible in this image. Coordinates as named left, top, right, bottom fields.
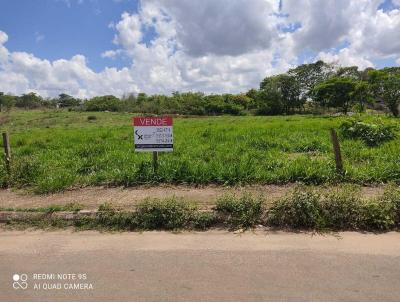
left=0, top=185, right=385, bottom=210
left=0, top=230, right=399, bottom=302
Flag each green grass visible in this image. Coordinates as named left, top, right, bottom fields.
left=3, top=187, right=400, bottom=232
left=0, top=202, right=83, bottom=213
left=0, top=109, right=399, bottom=193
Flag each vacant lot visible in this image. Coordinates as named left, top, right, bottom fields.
left=0, top=110, right=399, bottom=193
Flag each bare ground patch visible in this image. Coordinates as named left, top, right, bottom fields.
left=0, top=184, right=386, bottom=210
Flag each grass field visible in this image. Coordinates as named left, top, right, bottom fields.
left=0, top=110, right=399, bottom=193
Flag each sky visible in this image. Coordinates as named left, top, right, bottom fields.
left=0, top=0, right=400, bottom=98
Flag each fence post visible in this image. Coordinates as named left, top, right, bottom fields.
left=2, top=132, right=11, bottom=175
left=330, top=129, right=343, bottom=175
left=152, top=151, right=158, bottom=173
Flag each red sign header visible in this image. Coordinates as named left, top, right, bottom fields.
left=133, top=117, right=173, bottom=126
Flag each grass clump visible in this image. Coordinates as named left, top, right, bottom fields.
left=321, top=186, right=362, bottom=230
left=215, top=193, right=264, bottom=229
left=135, top=197, right=198, bottom=230
left=267, top=187, right=323, bottom=229
left=87, top=115, right=97, bottom=121
left=267, top=185, right=400, bottom=231
left=358, top=199, right=395, bottom=231
left=379, top=185, right=400, bottom=224
left=192, top=211, right=216, bottom=230
left=0, top=202, right=83, bottom=213
left=340, top=120, right=396, bottom=147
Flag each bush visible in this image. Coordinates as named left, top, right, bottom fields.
left=215, top=193, right=264, bottom=229
left=192, top=211, right=216, bottom=230
left=135, top=197, right=197, bottom=230
left=377, top=185, right=400, bottom=225
left=84, top=95, right=122, bottom=112
left=267, top=185, right=400, bottom=231
left=267, top=187, right=324, bottom=229
left=87, top=115, right=97, bottom=121
left=320, top=186, right=362, bottom=230
left=358, top=199, right=395, bottom=231
left=340, top=120, right=396, bottom=146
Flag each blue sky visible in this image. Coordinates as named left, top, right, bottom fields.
left=0, top=0, right=140, bottom=71
left=0, top=0, right=399, bottom=97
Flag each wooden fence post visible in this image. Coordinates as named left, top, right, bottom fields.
left=2, top=132, right=11, bottom=174
left=152, top=151, right=158, bottom=173
left=330, top=129, right=343, bottom=175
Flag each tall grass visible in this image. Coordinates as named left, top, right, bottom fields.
left=0, top=110, right=399, bottom=193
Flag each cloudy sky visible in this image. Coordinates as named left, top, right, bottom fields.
left=0, top=0, right=400, bottom=98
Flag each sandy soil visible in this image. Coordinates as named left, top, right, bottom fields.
left=0, top=184, right=386, bottom=210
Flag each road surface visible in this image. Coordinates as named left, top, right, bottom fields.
left=0, top=230, right=399, bottom=302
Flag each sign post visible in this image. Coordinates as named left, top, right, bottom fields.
left=133, top=117, right=173, bottom=173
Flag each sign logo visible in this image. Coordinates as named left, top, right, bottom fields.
left=13, top=274, right=28, bottom=290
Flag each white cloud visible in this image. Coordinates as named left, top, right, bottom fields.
left=35, top=32, right=45, bottom=43
left=1, top=0, right=400, bottom=97
left=317, top=48, right=374, bottom=69
left=0, top=32, right=138, bottom=98
left=101, top=49, right=122, bottom=59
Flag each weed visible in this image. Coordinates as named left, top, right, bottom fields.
left=321, top=186, right=362, bottom=229
left=135, top=197, right=198, bottom=230
left=340, top=120, right=396, bottom=147
left=267, top=187, right=324, bottom=229
left=215, top=193, right=264, bottom=229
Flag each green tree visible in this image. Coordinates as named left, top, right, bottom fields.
left=0, top=93, right=16, bottom=112
left=15, top=93, right=43, bottom=109
left=288, top=60, right=335, bottom=99
left=351, top=81, right=372, bottom=112
left=85, top=95, right=121, bottom=112
left=260, top=74, right=302, bottom=114
left=312, top=77, right=357, bottom=114
left=336, top=66, right=361, bottom=80
left=255, top=87, right=284, bottom=115
left=382, top=75, right=400, bottom=117
left=58, top=93, right=80, bottom=108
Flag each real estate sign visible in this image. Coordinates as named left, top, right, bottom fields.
left=133, top=117, right=173, bottom=152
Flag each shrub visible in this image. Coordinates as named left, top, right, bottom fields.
left=378, top=185, right=400, bottom=225
left=84, top=95, right=122, bottom=112
left=98, top=202, right=116, bottom=212
left=358, top=199, right=395, bottom=231
left=192, top=211, right=216, bottom=230
left=135, top=197, right=197, bottom=230
left=339, top=120, right=396, bottom=146
left=320, top=186, right=362, bottom=230
left=87, top=115, right=97, bottom=121
left=215, top=193, right=264, bottom=229
left=267, top=187, right=324, bottom=229
left=95, top=202, right=136, bottom=230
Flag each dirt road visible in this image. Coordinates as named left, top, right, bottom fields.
left=0, top=185, right=385, bottom=210
left=0, top=230, right=399, bottom=302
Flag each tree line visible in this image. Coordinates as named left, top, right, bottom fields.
left=1, top=61, right=399, bottom=116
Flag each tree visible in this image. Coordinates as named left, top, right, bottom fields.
left=0, top=93, right=16, bottom=112
left=336, top=66, right=361, bottom=80
left=15, top=93, right=43, bottom=109
left=368, top=69, right=387, bottom=98
left=255, top=87, right=284, bottom=115
left=260, top=74, right=302, bottom=114
left=84, top=95, right=121, bottom=112
left=382, top=75, right=400, bottom=117
left=312, top=77, right=357, bottom=114
left=58, top=93, right=80, bottom=108
left=351, top=81, right=372, bottom=112
left=288, top=60, right=335, bottom=99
